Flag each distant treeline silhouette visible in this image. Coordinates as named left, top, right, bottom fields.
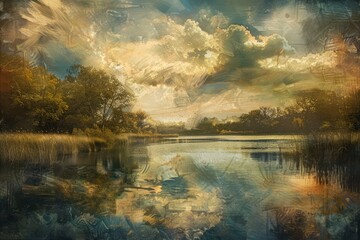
left=193, top=88, right=360, bottom=134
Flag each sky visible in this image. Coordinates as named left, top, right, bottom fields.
left=4, top=0, right=360, bottom=126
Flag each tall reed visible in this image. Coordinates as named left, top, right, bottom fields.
left=0, top=133, right=106, bottom=166
left=299, top=132, right=360, bottom=192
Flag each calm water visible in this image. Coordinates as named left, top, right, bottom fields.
left=1, top=135, right=360, bottom=239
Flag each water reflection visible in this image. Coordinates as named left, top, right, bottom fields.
left=301, top=134, right=360, bottom=193
left=0, top=136, right=360, bottom=239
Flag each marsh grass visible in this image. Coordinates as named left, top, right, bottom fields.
left=0, top=133, right=106, bottom=166
left=299, top=132, right=360, bottom=192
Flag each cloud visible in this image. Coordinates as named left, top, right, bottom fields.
left=15, top=0, right=348, bottom=123
left=18, top=0, right=295, bottom=87
left=259, top=51, right=338, bottom=72
left=102, top=18, right=223, bottom=89
left=217, top=25, right=295, bottom=68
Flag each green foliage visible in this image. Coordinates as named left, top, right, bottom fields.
left=72, top=127, right=118, bottom=144
left=292, top=89, right=342, bottom=131
left=60, top=65, right=134, bottom=133
left=115, top=111, right=150, bottom=133
left=0, top=54, right=67, bottom=131
left=156, top=122, right=186, bottom=134
left=195, top=89, right=360, bottom=134
left=344, top=90, right=360, bottom=130
left=0, top=53, right=145, bottom=135
left=196, top=117, right=219, bottom=134
left=13, top=67, right=68, bottom=130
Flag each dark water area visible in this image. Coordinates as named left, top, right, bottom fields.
left=1, top=135, right=360, bottom=239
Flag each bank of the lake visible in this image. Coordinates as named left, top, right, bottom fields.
left=0, top=133, right=178, bottom=164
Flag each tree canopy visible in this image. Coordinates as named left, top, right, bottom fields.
left=0, top=53, right=148, bottom=134
left=193, top=89, right=360, bottom=134
left=60, top=65, right=134, bottom=133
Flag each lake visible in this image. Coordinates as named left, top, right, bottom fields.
left=1, top=135, right=360, bottom=239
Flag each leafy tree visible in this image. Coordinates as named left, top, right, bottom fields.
left=60, top=65, right=134, bottom=133
left=0, top=53, right=67, bottom=131
left=293, top=89, right=342, bottom=132
left=196, top=117, right=218, bottom=134
left=344, top=89, right=360, bottom=130
left=134, top=111, right=150, bottom=133
left=13, top=67, right=68, bottom=131
left=194, top=89, right=349, bottom=134
left=0, top=54, right=34, bottom=129
left=237, top=108, right=277, bottom=133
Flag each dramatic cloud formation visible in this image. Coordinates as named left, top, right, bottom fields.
left=18, top=0, right=293, bottom=86
left=13, top=0, right=356, bottom=124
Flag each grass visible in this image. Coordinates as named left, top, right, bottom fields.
left=119, top=133, right=178, bottom=144
left=122, top=133, right=179, bottom=138
left=0, top=133, right=106, bottom=165
left=298, top=132, right=360, bottom=191
left=0, top=131, right=177, bottom=166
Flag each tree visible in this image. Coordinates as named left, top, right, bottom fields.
left=293, top=89, right=342, bottom=132
left=60, top=65, right=134, bottom=133
left=13, top=66, right=68, bottom=131
left=196, top=117, right=218, bottom=134
left=12, top=67, right=68, bottom=131
left=0, top=53, right=67, bottom=131
left=0, top=55, right=23, bottom=129
left=344, top=89, right=360, bottom=130
left=134, top=111, right=150, bottom=133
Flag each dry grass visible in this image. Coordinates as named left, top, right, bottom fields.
left=0, top=133, right=106, bottom=165
left=121, top=133, right=179, bottom=138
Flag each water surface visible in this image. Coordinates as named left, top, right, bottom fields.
left=1, top=135, right=359, bottom=239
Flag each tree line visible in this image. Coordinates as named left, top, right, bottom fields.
left=194, top=88, right=360, bottom=134
left=0, top=53, right=148, bottom=134
left=2, top=52, right=360, bottom=135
